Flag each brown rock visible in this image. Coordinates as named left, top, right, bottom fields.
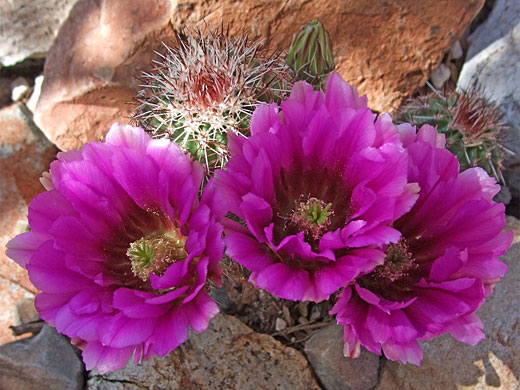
left=0, top=103, right=58, bottom=343
left=34, top=0, right=175, bottom=151
left=36, top=0, right=483, bottom=151
left=305, top=324, right=380, bottom=390
left=375, top=216, right=520, bottom=390
left=87, top=313, right=321, bottom=390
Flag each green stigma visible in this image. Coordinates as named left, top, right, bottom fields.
left=127, top=231, right=187, bottom=282
left=290, top=197, right=334, bottom=241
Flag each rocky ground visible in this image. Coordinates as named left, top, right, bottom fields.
left=0, top=0, right=519, bottom=389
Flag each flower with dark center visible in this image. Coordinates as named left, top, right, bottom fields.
left=6, top=124, right=225, bottom=373
left=133, top=27, right=292, bottom=174
left=331, top=124, right=513, bottom=365
left=215, top=72, right=419, bottom=302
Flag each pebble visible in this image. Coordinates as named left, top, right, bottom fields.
left=430, top=63, right=451, bottom=89
left=10, top=77, right=30, bottom=102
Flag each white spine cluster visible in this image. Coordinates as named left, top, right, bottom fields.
left=134, top=29, right=291, bottom=173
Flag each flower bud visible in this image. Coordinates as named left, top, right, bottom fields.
left=286, top=20, right=335, bottom=89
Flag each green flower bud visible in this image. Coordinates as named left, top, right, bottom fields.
left=286, top=20, right=335, bottom=89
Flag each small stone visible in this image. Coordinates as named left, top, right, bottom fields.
left=275, top=317, right=287, bottom=331
left=0, top=325, right=84, bottom=390
left=16, top=298, right=39, bottom=324
left=310, top=305, right=322, bottom=321
left=494, top=185, right=512, bottom=205
left=430, top=63, right=451, bottom=89
left=282, top=304, right=293, bottom=325
left=209, top=285, right=237, bottom=314
left=10, top=77, right=30, bottom=102
left=305, top=324, right=380, bottom=390
left=26, top=75, right=44, bottom=113
left=87, top=314, right=320, bottom=389
left=298, top=301, right=309, bottom=318
left=450, top=40, right=463, bottom=60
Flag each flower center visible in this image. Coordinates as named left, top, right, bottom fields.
left=357, top=239, right=418, bottom=302
left=127, top=230, right=187, bottom=282
left=373, top=240, right=417, bottom=282
left=289, top=197, right=334, bottom=241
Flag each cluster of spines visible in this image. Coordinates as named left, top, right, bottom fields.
left=134, top=28, right=292, bottom=174
left=397, top=85, right=510, bottom=183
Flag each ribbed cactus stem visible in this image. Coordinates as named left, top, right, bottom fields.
left=396, top=86, right=508, bottom=183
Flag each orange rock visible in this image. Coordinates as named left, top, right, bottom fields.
left=35, top=0, right=484, bottom=151
left=0, top=103, right=58, bottom=344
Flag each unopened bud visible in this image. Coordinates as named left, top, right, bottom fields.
left=286, top=20, right=335, bottom=89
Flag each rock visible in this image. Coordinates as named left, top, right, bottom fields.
left=430, top=63, right=451, bottom=89
left=10, top=77, right=30, bottom=102
left=36, top=0, right=484, bottom=150
left=275, top=317, right=287, bottom=331
left=495, top=185, right=512, bottom=206
left=458, top=24, right=520, bottom=199
left=0, top=0, right=79, bottom=67
left=466, top=0, right=520, bottom=60
left=34, top=0, right=175, bottom=151
left=0, top=325, right=84, bottom=390
left=16, top=298, right=39, bottom=324
left=0, top=78, right=12, bottom=108
left=375, top=216, right=520, bottom=390
left=450, top=40, right=463, bottom=60
left=305, top=324, right=380, bottom=390
left=87, top=313, right=320, bottom=390
left=26, top=75, right=45, bottom=113
left=0, top=103, right=58, bottom=343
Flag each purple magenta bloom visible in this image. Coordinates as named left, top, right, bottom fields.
left=216, top=72, right=418, bottom=302
left=331, top=124, right=514, bottom=365
left=6, top=124, right=224, bottom=373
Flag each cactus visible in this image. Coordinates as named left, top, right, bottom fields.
left=396, top=86, right=509, bottom=183
left=133, top=28, right=291, bottom=175
left=286, top=20, right=335, bottom=90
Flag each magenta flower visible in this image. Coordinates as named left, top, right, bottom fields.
left=331, top=124, right=514, bottom=365
left=6, top=124, right=224, bottom=373
left=216, top=72, right=418, bottom=302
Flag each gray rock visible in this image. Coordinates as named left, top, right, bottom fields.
left=0, top=325, right=84, bottom=390
left=467, top=0, right=520, bottom=60
left=458, top=24, right=520, bottom=198
left=375, top=216, right=520, bottom=390
left=305, top=324, right=380, bottom=390
left=430, top=63, right=451, bottom=89
left=15, top=298, right=39, bottom=324
left=87, top=313, right=321, bottom=390
left=450, top=41, right=463, bottom=60
left=0, top=0, right=78, bottom=66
